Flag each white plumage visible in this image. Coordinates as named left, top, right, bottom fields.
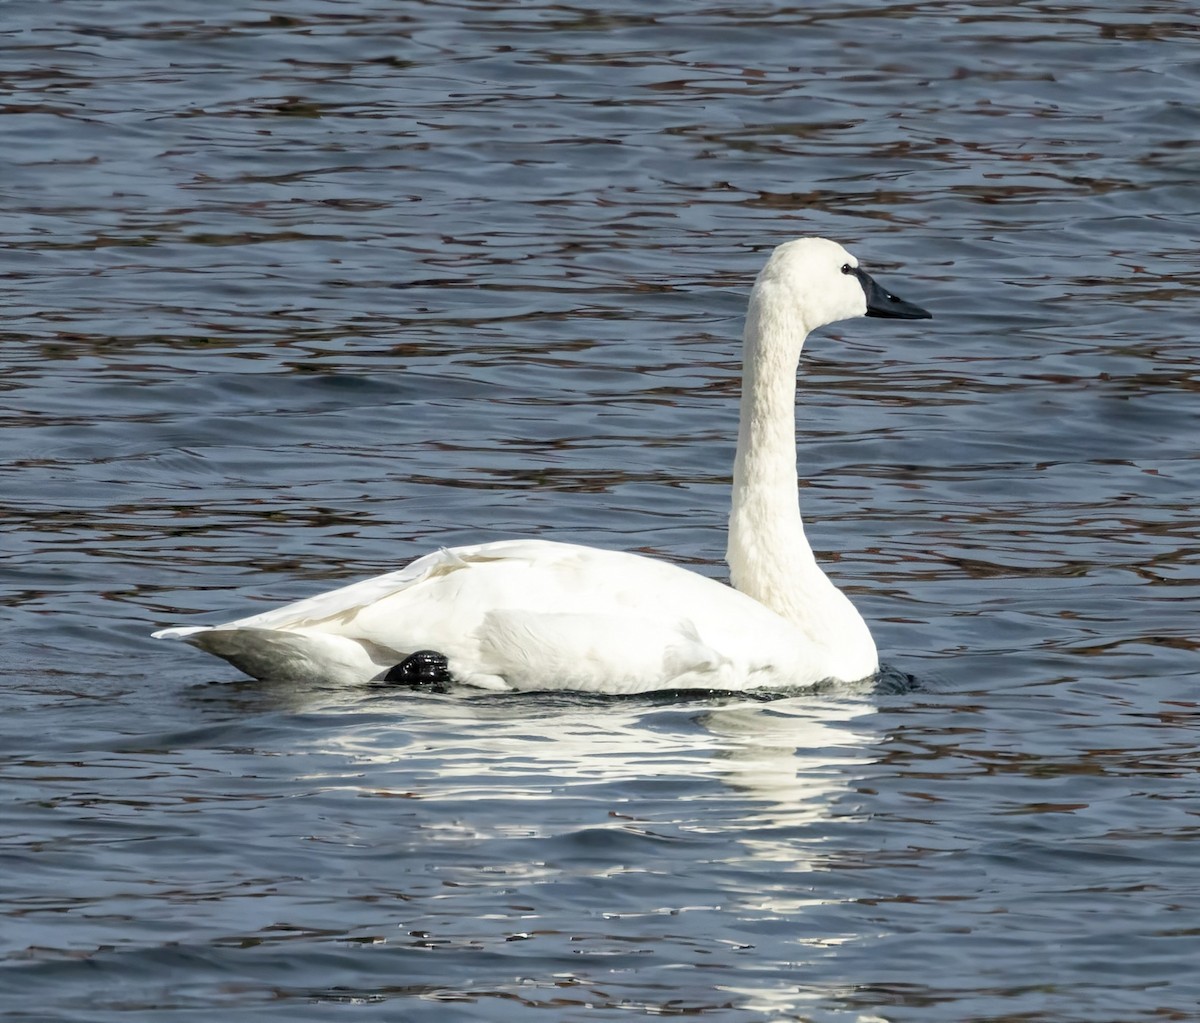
left=154, top=237, right=931, bottom=693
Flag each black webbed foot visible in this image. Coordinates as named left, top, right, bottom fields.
left=384, top=650, right=453, bottom=692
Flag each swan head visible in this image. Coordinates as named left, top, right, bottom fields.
left=750, top=237, right=931, bottom=336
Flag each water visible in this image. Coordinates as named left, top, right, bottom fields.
left=3, top=1, right=1198, bottom=1020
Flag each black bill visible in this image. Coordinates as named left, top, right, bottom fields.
left=850, top=266, right=932, bottom=320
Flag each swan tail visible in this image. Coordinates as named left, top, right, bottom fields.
left=153, top=625, right=383, bottom=685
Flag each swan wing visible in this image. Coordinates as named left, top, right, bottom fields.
left=155, top=539, right=828, bottom=691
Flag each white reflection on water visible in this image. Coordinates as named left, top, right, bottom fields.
left=304, top=690, right=877, bottom=866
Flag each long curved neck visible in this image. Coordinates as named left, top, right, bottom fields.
left=726, top=295, right=818, bottom=618
left=725, top=292, right=873, bottom=660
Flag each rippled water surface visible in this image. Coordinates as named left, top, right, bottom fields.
left=3, top=2, right=1199, bottom=1020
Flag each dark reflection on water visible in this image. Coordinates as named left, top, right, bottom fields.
left=3, top=1, right=1199, bottom=1020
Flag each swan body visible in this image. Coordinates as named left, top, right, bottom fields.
left=157, top=539, right=865, bottom=694
left=154, top=238, right=931, bottom=693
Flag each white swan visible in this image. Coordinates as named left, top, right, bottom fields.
left=154, top=237, right=931, bottom=694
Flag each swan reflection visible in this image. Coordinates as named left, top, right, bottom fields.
left=293, top=689, right=878, bottom=876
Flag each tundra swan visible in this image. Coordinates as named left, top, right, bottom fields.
left=153, top=238, right=931, bottom=693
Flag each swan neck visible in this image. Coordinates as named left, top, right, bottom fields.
left=727, top=297, right=816, bottom=602
left=733, top=312, right=805, bottom=512
left=728, top=287, right=858, bottom=612
left=725, top=281, right=877, bottom=678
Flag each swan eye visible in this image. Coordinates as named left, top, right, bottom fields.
left=840, top=263, right=853, bottom=275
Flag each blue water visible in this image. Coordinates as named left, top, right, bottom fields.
left=3, top=2, right=1199, bottom=1020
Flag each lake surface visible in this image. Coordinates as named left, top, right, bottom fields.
left=3, top=2, right=1199, bottom=1020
